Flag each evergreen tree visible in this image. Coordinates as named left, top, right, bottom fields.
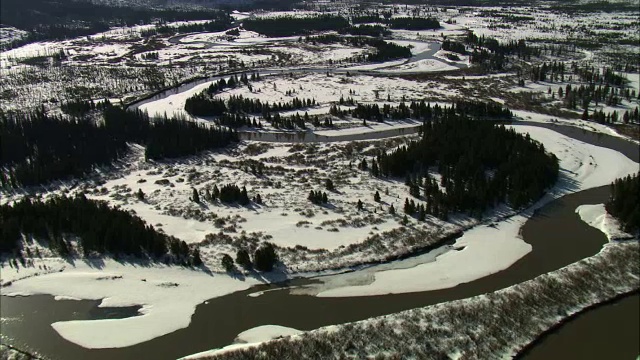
left=0, top=195, right=175, bottom=258
left=221, top=254, right=235, bottom=272
left=235, top=249, right=252, bottom=268
left=374, top=191, right=381, bottom=202
left=192, top=248, right=202, bottom=266
left=254, top=243, right=278, bottom=272
left=606, top=173, right=640, bottom=233
left=325, top=178, right=335, bottom=191
left=192, top=188, right=200, bottom=203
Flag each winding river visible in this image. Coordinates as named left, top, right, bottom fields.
left=1, top=124, right=637, bottom=360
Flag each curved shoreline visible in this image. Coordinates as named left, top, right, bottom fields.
left=2, top=123, right=639, bottom=359
left=514, top=289, right=640, bottom=360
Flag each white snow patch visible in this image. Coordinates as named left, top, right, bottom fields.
left=1, top=259, right=262, bottom=349
left=235, top=325, right=302, bottom=343
left=179, top=325, right=301, bottom=359
left=576, top=204, right=635, bottom=241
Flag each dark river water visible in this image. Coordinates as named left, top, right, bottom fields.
left=1, top=124, right=638, bottom=360
left=520, top=293, right=640, bottom=360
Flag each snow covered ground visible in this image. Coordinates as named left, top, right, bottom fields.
left=304, top=125, right=639, bottom=297
left=576, top=204, right=636, bottom=241
left=2, top=259, right=264, bottom=348
left=135, top=72, right=457, bottom=122
left=2, top=124, right=636, bottom=350
left=2, top=6, right=639, bottom=355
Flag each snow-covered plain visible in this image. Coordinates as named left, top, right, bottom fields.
left=135, top=72, right=457, bottom=122
left=2, top=5, right=639, bottom=355
left=2, top=124, right=636, bottom=350
left=311, top=125, right=639, bottom=297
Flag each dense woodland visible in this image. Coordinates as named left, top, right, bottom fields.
left=606, top=174, right=640, bottom=233
left=185, top=94, right=317, bottom=118
left=339, top=99, right=512, bottom=122
left=388, top=17, right=440, bottom=30
left=465, top=32, right=540, bottom=70
left=138, top=19, right=233, bottom=38
left=363, top=106, right=558, bottom=219
left=0, top=0, right=231, bottom=49
left=0, top=105, right=237, bottom=188
left=0, top=194, right=200, bottom=265
left=338, top=25, right=391, bottom=37
left=243, top=15, right=350, bottom=37
left=241, top=14, right=439, bottom=37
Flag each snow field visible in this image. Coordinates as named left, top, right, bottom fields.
left=312, top=125, right=639, bottom=297
left=2, top=259, right=263, bottom=349
left=576, top=204, right=636, bottom=241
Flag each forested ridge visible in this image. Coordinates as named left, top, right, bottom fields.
left=606, top=173, right=640, bottom=233
left=363, top=109, right=558, bottom=219
left=0, top=105, right=238, bottom=188
left=0, top=194, right=201, bottom=265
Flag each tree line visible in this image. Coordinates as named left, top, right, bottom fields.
left=606, top=173, right=640, bottom=233
left=338, top=99, right=512, bottom=122
left=365, top=109, right=558, bottom=218
left=302, top=35, right=412, bottom=63
left=0, top=194, right=201, bottom=266
left=388, top=17, right=440, bottom=30
left=465, top=32, right=540, bottom=70
left=338, top=25, right=391, bottom=37
left=184, top=94, right=317, bottom=118
left=243, top=15, right=350, bottom=37
left=139, top=18, right=232, bottom=38
left=1, top=105, right=237, bottom=188
left=242, top=14, right=439, bottom=37
left=1, top=0, right=231, bottom=49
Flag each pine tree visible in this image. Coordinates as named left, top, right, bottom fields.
left=192, top=248, right=203, bottom=266
left=221, top=254, right=235, bottom=271
left=235, top=249, right=252, bottom=268
left=357, top=199, right=363, bottom=210
left=136, top=188, right=145, bottom=201
left=192, top=188, right=200, bottom=203
left=325, top=179, right=335, bottom=191
left=374, top=191, right=381, bottom=202
left=254, top=243, right=278, bottom=272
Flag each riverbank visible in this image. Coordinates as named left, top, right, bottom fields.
left=514, top=290, right=640, bottom=360
left=1, top=121, right=638, bottom=356
left=186, top=240, right=640, bottom=359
